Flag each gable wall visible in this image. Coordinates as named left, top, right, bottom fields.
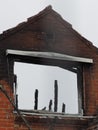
left=0, top=11, right=98, bottom=130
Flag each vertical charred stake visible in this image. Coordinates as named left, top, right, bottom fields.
left=16, top=94, right=18, bottom=109
left=14, top=75, right=17, bottom=96
left=49, top=99, right=52, bottom=111
left=14, top=75, right=17, bottom=88
left=54, top=80, right=58, bottom=112
left=14, top=75, right=18, bottom=110
left=34, top=89, right=38, bottom=110
left=62, top=103, right=65, bottom=113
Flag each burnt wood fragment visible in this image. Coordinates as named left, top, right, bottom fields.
left=49, top=99, right=52, bottom=111
left=14, top=74, right=17, bottom=87
left=34, top=89, right=38, bottom=110
left=54, top=80, right=58, bottom=112
left=62, top=103, right=65, bottom=113
left=42, top=107, right=46, bottom=110
left=16, top=94, right=18, bottom=109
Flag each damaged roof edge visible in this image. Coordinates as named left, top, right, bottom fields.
left=6, top=49, right=93, bottom=63
left=0, top=5, right=71, bottom=40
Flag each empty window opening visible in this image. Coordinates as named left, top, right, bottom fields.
left=14, top=62, right=78, bottom=114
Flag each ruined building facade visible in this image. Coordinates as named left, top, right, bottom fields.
left=0, top=6, right=98, bottom=130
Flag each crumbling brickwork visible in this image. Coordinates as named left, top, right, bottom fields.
left=0, top=6, right=98, bottom=130
left=0, top=80, right=14, bottom=130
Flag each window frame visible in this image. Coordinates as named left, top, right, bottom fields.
left=6, top=49, right=93, bottom=116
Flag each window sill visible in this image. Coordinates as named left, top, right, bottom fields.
left=14, top=109, right=95, bottom=126
left=14, top=109, right=82, bottom=117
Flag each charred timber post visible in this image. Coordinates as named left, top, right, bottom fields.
left=16, top=94, right=18, bottom=109
left=14, top=75, right=17, bottom=88
left=62, top=103, right=65, bottom=113
left=34, top=89, right=38, bottom=110
left=49, top=99, right=52, bottom=111
left=54, top=80, right=58, bottom=112
left=14, top=75, right=17, bottom=97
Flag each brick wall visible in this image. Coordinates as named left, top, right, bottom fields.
left=0, top=6, right=98, bottom=130
left=0, top=80, right=14, bottom=130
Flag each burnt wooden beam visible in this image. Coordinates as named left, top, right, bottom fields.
left=34, top=89, right=38, bottom=110
left=14, top=74, right=18, bottom=109
left=62, top=103, right=65, bottom=113
left=16, top=94, right=18, bottom=109
left=13, top=74, right=17, bottom=94
left=49, top=99, right=52, bottom=111
left=6, top=49, right=93, bottom=63
left=14, top=74, right=17, bottom=87
left=54, top=80, right=58, bottom=112
left=77, top=67, right=83, bottom=114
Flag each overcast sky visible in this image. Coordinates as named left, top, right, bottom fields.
left=1, top=0, right=98, bottom=114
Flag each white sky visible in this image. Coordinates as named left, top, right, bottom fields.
left=1, top=0, right=98, bottom=114
left=14, top=62, right=78, bottom=113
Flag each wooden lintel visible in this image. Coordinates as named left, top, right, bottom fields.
left=6, top=49, right=93, bottom=63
